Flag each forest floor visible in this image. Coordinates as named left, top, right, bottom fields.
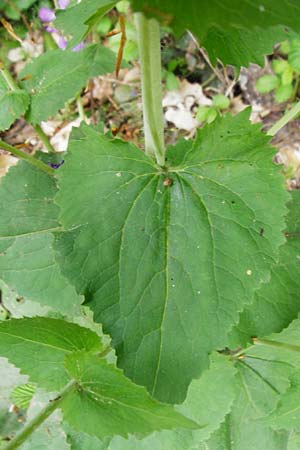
left=1, top=27, right=299, bottom=189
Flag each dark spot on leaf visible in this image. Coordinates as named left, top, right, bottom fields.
left=259, top=228, right=264, bottom=236
left=163, top=177, right=173, bottom=187
left=231, top=200, right=235, bottom=204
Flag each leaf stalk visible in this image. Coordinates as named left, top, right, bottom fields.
left=134, top=13, right=165, bottom=166
left=0, top=139, right=55, bottom=176
left=267, top=100, right=300, bottom=137
left=4, top=379, right=77, bottom=450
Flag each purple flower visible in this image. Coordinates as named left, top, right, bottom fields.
left=58, top=0, right=70, bottom=8
left=72, top=42, right=85, bottom=52
left=38, top=7, right=56, bottom=22
left=44, top=26, right=58, bottom=34
left=56, top=35, right=68, bottom=50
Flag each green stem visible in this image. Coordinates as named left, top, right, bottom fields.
left=34, top=124, right=56, bottom=153
left=4, top=380, right=77, bottom=450
left=0, top=66, right=16, bottom=91
left=76, top=94, right=87, bottom=122
left=0, top=67, right=55, bottom=153
left=0, top=139, right=55, bottom=176
left=134, top=13, right=165, bottom=166
left=253, top=338, right=300, bottom=353
left=267, top=100, right=300, bottom=137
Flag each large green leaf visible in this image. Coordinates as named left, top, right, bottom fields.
left=56, top=111, right=288, bottom=402
left=0, top=77, right=30, bottom=131
left=130, top=0, right=300, bottom=67
left=202, top=26, right=288, bottom=67
left=19, top=44, right=117, bottom=123
left=229, top=191, right=300, bottom=347
left=0, top=161, right=82, bottom=315
left=0, top=317, right=102, bottom=391
left=55, top=0, right=117, bottom=48
left=62, top=352, right=198, bottom=439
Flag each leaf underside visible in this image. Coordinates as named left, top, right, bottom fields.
left=131, top=0, right=300, bottom=67
left=56, top=111, right=288, bottom=402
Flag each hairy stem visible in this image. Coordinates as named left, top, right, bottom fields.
left=4, top=380, right=77, bottom=450
left=0, top=66, right=56, bottom=153
left=267, top=100, right=300, bottom=137
left=0, top=139, right=55, bottom=176
left=134, top=13, right=165, bottom=166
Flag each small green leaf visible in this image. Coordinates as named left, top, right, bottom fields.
left=19, top=44, right=117, bottom=123
left=62, top=352, right=198, bottom=439
left=256, top=74, right=279, bottom=93
left=55, top=0, right=117, bottom=47
left=0, top=317, right=103, bottom=391
left=165, top=71, right=179, bottom=91
left=196, top=105, right=210, bottom=123
left=0, top=77, right=29, bottom=131
left=206, top=107, right=218, bottom=123
left=275, top=83, right=293, bottom=102
left=212, top=95, right=230, bottom=110
left=273, top=59, right=290, bottom=74
left=10, top=383, right=35, bottom=410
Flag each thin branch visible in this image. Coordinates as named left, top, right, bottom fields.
left=0, top=139, right=55, bottom=176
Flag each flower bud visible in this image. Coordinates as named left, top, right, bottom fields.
left=38, top=7, right=56, bottom=22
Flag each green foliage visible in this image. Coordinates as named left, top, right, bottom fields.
left=55, top=0, right=117, bottom=48
left=0, top=161, right=82, bottom=315
left=2, top=2, right=300, bottom=448
left=55, top=111, right=287, bottom=403
left=19, top=44, right=118, bottom=123
left=256, top=35, right=300, bottom=103
left=0, top=317, right=103, bottom=391
left=0, top=77, right=29, bottom=131
left=229, top=191, right=300, bottom=346
left=196, top=94, right=230, bottom=124
left=256, top=74, right=280, bottom=93
left=62, top=352, right=198, bottom=439
left=0, top=317, right=197, bottom=443
left=130, top=0, right=300, bottom=67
